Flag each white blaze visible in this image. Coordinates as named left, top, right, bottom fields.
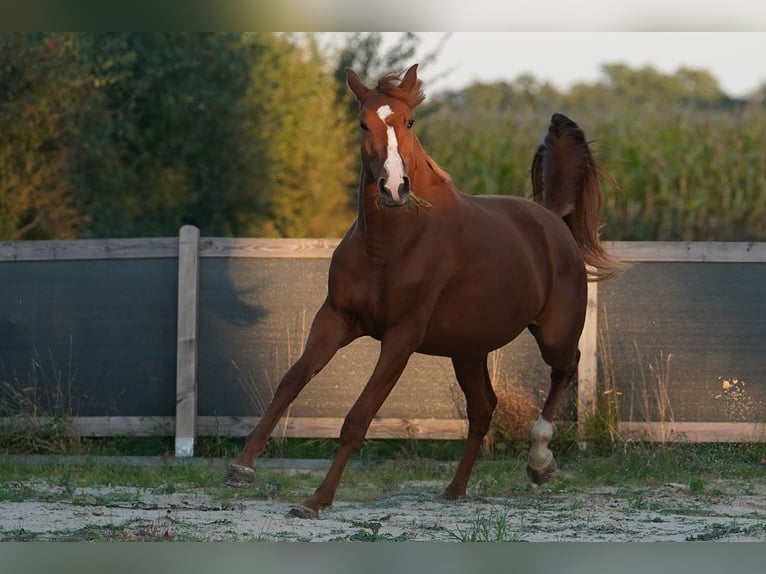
left=376, top=104, right=406, bottom=202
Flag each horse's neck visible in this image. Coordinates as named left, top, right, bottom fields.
left=355, top=185, right=404, bottom=264
left=356, top=153, right=454, bottom=265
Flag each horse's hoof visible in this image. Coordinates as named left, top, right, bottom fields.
left=526, top=460, right=556, bottom=485
left=441, top=490, right=464, bottom=501
left=441, top=484, right=467, bottom=500
left=288, top=505, right=319, bottom=520
left=223, top=463, right=255, bottom=487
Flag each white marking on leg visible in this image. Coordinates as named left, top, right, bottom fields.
left=376, top=104, right=406, bottom=202
left=528, top=417, right=554, bottom=470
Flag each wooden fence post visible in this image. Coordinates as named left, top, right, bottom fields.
left=175, top=225, right=200, bottom=457
left=577, top=280, right=599, bottom=446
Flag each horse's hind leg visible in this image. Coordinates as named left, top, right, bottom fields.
left=224, top=303, right=358, bottom=487
left=442, top=354, right=496, bottom=500
left=527, top=323, right=581, bottom=485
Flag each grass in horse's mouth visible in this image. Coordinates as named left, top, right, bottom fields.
left=408, top=191, right=432, bottom=208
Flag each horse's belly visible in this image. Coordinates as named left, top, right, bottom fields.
left=417, top=302, right=535, bottom=357
left=417, top=330, right=526, bottom=357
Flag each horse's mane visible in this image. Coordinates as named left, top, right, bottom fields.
left=376, top=72, right=426, bottom=108
left=424, top=154, right=452, bottom=184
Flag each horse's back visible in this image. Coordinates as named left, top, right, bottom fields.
left=460, top=193, right=584, bottom=273
left=414, top=192, right=585, bottom=355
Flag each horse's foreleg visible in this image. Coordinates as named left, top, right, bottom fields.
left=442, top=354, right=496, bottom=500
left=526, top=352, right=579, bottom=484
left=224, top=304, right=358, bottom=487
left=289, top=336, right=415, bottom=518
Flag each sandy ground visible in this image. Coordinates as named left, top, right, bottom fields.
left=2, top=477, right=766, bottom=542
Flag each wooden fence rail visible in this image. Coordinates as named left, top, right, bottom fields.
left=2, top=228, right=765, bottom=456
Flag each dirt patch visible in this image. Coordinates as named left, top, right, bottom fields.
left=2, top=479, right=765, bottom=541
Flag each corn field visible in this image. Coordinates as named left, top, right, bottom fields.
left=420, top=96, right=766, bottom=242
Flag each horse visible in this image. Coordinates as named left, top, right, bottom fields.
left=224, top=64, right=622, bottom=519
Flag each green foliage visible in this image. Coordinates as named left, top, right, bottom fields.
left=598, top=63, right=725, bottom=104
left=573, top=442, right=766, bottom=487
left=0, top=33, right=86, bottom=239
left=331, top=32, right=447, bottom=120
left=73, top=32, right=257, bottom=238
left=0, top=32, right=357, bottom=240
left=596, top=106, right=766, bottom=241
left=333, top=32, right=421, bottom=90
left=347, top=518, right=407, bottom=541
left=239, top=33, right=355, bottom=237
left=446, top=507, right=523, bottom=542
left=420, top=65, right=766, bottom=241
left=689, top=476, right=705, bottom=495
left=2, top=33, right=764, bottom=241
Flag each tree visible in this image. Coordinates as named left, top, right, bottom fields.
left=599, top=63, right=725, bottom=105
left=0, top=33, right=85, bottom=239
left=332, top=33, right=419, bottom=108
left=332, top=33, right=450, bottom=120
left=239, top=33, right=356, bottom=238
left=746, top=80, right=766, bottom=106
left=73, top=32, right=255, bottom=237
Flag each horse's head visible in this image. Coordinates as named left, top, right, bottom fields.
left=345, top=64, right=425, bottom=208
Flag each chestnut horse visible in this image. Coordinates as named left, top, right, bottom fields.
left=224, top=64, right=621, bottom=518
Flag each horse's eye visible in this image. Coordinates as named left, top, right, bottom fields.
left=359, top=121, right=370, bottom=132
left=406, top=119, right=415, bottom=129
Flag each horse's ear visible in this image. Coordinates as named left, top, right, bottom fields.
left=345, top=68, right=370, bottom=102
left=399, top=64, right=419, bottom=93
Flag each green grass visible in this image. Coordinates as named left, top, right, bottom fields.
left=571, top=442, right=766, bottom=486
left=0, top=432, right=472, bottom=460
left=684, top=521, right=764, bottom=542
left=2, top=442, right=764, bottom=501
left=446, top=506, right=524, bottom=542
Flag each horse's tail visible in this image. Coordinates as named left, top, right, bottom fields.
left=531, top=113, right=625, bottom=281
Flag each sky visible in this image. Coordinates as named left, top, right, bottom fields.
left=383, top=32, right=766, bottom=98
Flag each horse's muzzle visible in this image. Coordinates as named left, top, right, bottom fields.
left=378, top=176, right=410, bottom=207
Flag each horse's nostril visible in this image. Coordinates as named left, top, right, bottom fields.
left=376, top=176, right=410, bottom=207
left=377, top=178, right=389, bottom=198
